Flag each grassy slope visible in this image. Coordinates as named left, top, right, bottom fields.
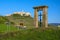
left=0, top=16, right=19, bottom=32
left=6, top=14, right=35, bottom=28
left=0, top=24, right=18, bottom=33
left=0, top=15, right=60, bottom=40
left=0, top=16, right=8, bottom=24
left=0, top=15, right=58, bottom=32
left=0, top=28, right=60, bottom=40
left=0, top=15, right=34, bottom=32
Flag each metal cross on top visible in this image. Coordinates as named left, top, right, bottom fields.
left=38, top=12, right=42, bottom=27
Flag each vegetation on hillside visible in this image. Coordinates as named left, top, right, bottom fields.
left=5, top=14, right=34, bottom=28
left=0, top=15, right=60, bottom=40
left=0, top=28, right=60, bottom=40
left=0, top=24, right=18, bottom=33
left=0, top=16, right=8, bottom=24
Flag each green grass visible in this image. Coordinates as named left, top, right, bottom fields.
left=0, top=28, right=60, bottom=40
left=0, top=24, right=18, bottom=33
left=0, top=23, right=60, bottom=40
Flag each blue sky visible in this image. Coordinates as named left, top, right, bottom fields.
left=0, top=0, right=60, bottom=23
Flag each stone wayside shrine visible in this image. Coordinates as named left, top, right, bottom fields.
left=33, top=6, right=48, bottom=28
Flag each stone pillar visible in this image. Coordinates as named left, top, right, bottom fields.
left=42, top=7, right=48, bottom=28
left=34, top=9, right=38, bottom=28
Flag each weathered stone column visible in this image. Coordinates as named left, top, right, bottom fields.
left=34, top=9, right=38, bottom=28
left=42, top=7, right=48, bottom=28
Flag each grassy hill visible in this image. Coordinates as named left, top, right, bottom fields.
left=0, top=14, right=35, bottom=32
left=0, top=14, right=59, bottom=32
left=5, top=14, right=34, bottom=28
left=0, top=15, right=60, bottom=40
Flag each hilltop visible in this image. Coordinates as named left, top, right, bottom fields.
left=0, top=12, right=35, bottom=29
